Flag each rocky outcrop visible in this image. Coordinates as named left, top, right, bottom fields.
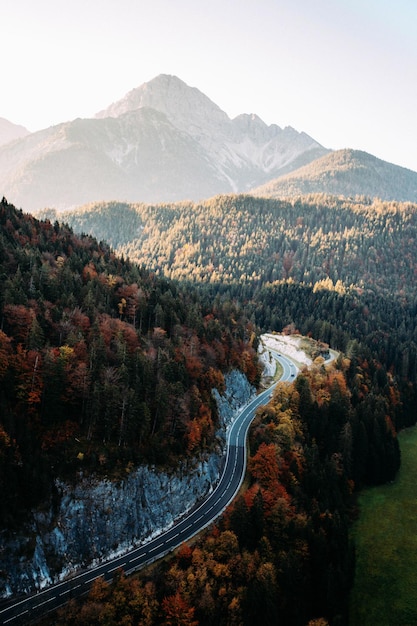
left=0, top=369, right=255, bottom=598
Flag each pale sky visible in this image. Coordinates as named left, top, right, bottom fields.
left=3, top=0, right=417, bottom=171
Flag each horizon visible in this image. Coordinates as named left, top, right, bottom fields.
left=3, top=0, right=417, bottom=172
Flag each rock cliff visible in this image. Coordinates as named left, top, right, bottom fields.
left=0, top=369, right=254, bottom=598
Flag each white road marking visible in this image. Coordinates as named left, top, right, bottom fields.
left=37, top=596, right=55, bottom=608
left=4, top=610, right=29, bottom=624
left=148, top=545, right=159, bottom=553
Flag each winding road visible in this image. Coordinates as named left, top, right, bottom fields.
left=0, top=353, right=297, bottom=625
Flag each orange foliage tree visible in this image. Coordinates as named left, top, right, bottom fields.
left=161, top=591, right=198, bottom=626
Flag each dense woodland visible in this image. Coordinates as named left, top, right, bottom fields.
left=48, top=194, right=417, bottom=297
left=54, top=357, right=401, bottom=626
left=2, top=193, right=417, bottom=624
left=0, top=198, right=259, bottom=527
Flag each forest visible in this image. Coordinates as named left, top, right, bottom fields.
left=2, top=193, right=417, bottom=624
left=0, top=198, right=258, bottom=527
left=47, top=193, right=417, bottom=298
left=53, top=355, right=401, bottom=625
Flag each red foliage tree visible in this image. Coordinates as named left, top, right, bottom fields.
left=0, top=330, right=12, bottom=380
left=161, top=591, right=198, bottom=626
left=3, top=304, right=35, bottom=345
left=249, top=442, right=280, bottom=488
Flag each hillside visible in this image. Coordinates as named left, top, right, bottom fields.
left=0, top=75, right=326, bottom=212
left=3, top=197, right=417, bottom=624
left=251, top=149, right=417, bottom=202
left=0, top=198, right=258, bottom=527
left=51, top=194, right=417, bottom=300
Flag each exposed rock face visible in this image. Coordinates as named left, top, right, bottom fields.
left=0, top=370, right=255, bottom=598
left=213, top=369, right=255, bottom=436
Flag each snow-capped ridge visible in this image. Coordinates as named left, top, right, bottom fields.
left=96, top=74, right=230, bottom=131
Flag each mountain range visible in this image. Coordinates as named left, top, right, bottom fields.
left=1, top=74, right=417, bottom=211
left=0, top=75, right=327, bottom=211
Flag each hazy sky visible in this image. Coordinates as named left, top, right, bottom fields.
left=3, top=0, right=417, bottom=171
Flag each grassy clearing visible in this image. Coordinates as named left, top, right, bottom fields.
left=349, top=426, right=417, bottom=625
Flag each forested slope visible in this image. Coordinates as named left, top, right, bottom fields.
left=0, top=198, right=258, bottom=526
left=54, top=195, right=417, bottom=398
left=251, top=149, right=417, bottom=202
left=49, top=194, right=417, bottom=298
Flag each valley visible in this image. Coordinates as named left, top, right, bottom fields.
left=0, top=75, right=417, bottom=626
left=1, top=195, right=413, bottom=624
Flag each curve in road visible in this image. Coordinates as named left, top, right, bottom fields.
left=0, top=353, right=297, bottom=625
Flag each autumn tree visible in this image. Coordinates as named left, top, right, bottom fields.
left=161, top=591, right=198, bottom=626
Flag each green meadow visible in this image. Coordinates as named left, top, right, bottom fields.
left=349, top=426, right=417, bottom=626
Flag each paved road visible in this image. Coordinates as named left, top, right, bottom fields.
left=0, top=353, right=296, bottom=625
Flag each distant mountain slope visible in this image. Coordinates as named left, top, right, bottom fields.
left=0, top=117, right=30, bottom=147
left=0, top=109, right=228, bottom=211
left=0, top=75, right=326, bottom=211
left=251, top=149, right=417, bottom=202
left=50, top=193, right=417, bottom=300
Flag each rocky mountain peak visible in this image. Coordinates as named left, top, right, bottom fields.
left=0, top=75, right=329, bottom=210
left=96, top=74, right=230, bottom=135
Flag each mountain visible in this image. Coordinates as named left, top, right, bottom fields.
left=0, top=75, right=327, bottom=211
left=95, top=74, right=327, bottom=186
left=251, top=149, right=417, bottom=202
left=0, top=110, right=227, bottom=211
left=0, top=117, right=30, bottom=147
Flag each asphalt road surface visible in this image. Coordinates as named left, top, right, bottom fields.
left=0, top=353, right=296, bottom=625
